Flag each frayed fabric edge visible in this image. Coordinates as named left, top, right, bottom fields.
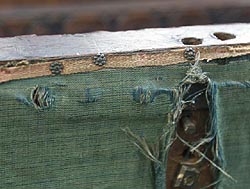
left=122, top=52, right=236, bottom=189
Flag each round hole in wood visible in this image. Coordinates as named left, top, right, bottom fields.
left=213, top=32, right=236, bottom=41
left=181, top=37, right=203, bottom=45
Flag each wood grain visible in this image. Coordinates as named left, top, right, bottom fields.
left=0, top=24, right=250, bottom=83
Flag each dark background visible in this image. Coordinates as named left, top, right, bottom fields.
left=0, top=0, right=249, bottom=37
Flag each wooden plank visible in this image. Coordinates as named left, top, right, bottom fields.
left=0, top=24, right=249, bottom=60
left=0, top=24, right=250, bottom=83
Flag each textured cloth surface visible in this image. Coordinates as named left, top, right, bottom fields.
left=0, top=56, right=250, bottom=188
left=0, top=67, right=175, bottom=189
left=216, top=84, right=250, bottom=189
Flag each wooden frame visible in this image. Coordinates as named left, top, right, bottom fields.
left=1, top=23, right=250, bottom=83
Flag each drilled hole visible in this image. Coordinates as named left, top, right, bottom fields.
left=213, top=32, right=236, bottom=41
left=181, top=37, right=203, bottom=45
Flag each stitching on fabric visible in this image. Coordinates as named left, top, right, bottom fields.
left=132, top=86, right=172, bottom=104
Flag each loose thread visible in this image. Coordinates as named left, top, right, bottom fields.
left=200, top=179, right=222, bottom=189
left=122, top=51, right=235, bottom=188
left=177, top=134, right=236, bottom=183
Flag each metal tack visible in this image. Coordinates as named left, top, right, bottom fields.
left=184, top=47, right=196, bottom=61
left=50, top=62, right=64, bottom=75
left=93, top=53, right=106, bottom=66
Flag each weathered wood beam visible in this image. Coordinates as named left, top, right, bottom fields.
left=0, top=23, right=250, bottom=83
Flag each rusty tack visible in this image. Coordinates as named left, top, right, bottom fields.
left=93, top=53, right=106, bottom=66
left=184, top=48, right=196, bottom=61
left=50, top=62, right=64, bottom=75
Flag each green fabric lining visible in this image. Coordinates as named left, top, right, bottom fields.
left=0, top=56, right=250, bottom=188
left=215, top=83, right=250, bottom=189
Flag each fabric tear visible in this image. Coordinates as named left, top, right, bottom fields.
left=123, top=52, right=235, bottom=189
left=31, top=85, right=54, bottom=110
